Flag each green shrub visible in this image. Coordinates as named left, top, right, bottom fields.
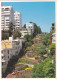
left=32, top=57, right=55, bottom=78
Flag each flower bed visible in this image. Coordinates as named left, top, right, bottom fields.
left=27, top=53, right=37, bottom=57
left=18, top=58, right=37, bottom=64
left=15, top=64, right=29, bottom=71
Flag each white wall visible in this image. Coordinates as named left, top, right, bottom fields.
left=26, top=23, right=34, bottom=34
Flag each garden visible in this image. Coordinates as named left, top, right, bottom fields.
left=15, top=63, right=29, bottom=71
left=18, top=58, right=37, bottom=65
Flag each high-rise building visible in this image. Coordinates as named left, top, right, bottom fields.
left=1, top=6, right=14, bottom=30
left=14, top=11, right=22, bottom=29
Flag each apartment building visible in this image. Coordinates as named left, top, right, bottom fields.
left=26, top=23, right=34, bottom=35
left=1, top=6, right=14, bottom=30
left=20, top=28, right=28, bottom=38
left=20, top=23, right=34, bottom=38
left=1, top=37, right=22, bottom=73
left=14, top=11, right=22, bottom=29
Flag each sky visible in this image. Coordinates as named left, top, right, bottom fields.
left=2, top=2, right=55, bottom=33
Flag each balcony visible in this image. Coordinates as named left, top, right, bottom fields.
left=1, top=12, right=10, bottom=15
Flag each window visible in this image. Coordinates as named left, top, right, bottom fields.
left=16, top=42, right=18, bottom=45
left=5, top=42, right=8, bottom=45
left=2, top=42, right=4, bottom=45
left=2, top=62, right=3, bottom=65
left=5, top=8, right=9, bottom=11
left=8, top=50, right=9, bottom=54
left=29, top=27, right=30, bottom=28
left=2, top=50, right=3, bottom=53
left=9, top=42, right=11, bottom=45
left=2, top=20, right=4, bottom=21
left=13, top=42, right=15, bottom=45
left=16, top=47, right=17, bottom=49
left=2, top=62, right=6, bottom=65
left=8, top=56, right=9, bottom=58
left=4, top=50, right=6, bottom=52
left=6, top=20, right=9, bottom=21
left=2, top=56, right=4, bottom=59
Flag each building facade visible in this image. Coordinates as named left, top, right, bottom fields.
left=1, top=37, right=22, bottom=73
left=1, top=6, right=14, bottom=30
left=14, top=11, right=22, bottom=29
left=20, top=22, right=34, bottom=38
left=26, top=23, right=34, bottom=35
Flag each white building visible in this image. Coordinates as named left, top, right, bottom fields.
left=1, top=6, right=14, bottom=30
left=1, top=37, right=22, bottom=73
left=26, top=23, right=34, bottom=35
left=20, top=22, right=34, bottom=38
left=14, top=11, right=22, bottom=29
left=20, top=28, right=28, bottom=38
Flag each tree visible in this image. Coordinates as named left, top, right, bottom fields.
left=24, top=34, right=33, bottom=42
left=42, top=33, right=50, bottom=46
left=33, top=23, right=42, bottom=36
left=47, top=39, right=50, bottom=46
left=23, top=24, right=26, bottom=28
left=2, top=32, right=9, bottom=40
left=38, top=45, right=46, bottom=56
left=13, top=30, right=21, bottom=39
left=49, top=43, right=55, bottom=56
left=24, top=34, right=33, bottom=48
left=25, top=42, right=32, bottom=48
left=43, top=57, right=55, bottom=78
left=9, top=22, right=13, bottom=37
